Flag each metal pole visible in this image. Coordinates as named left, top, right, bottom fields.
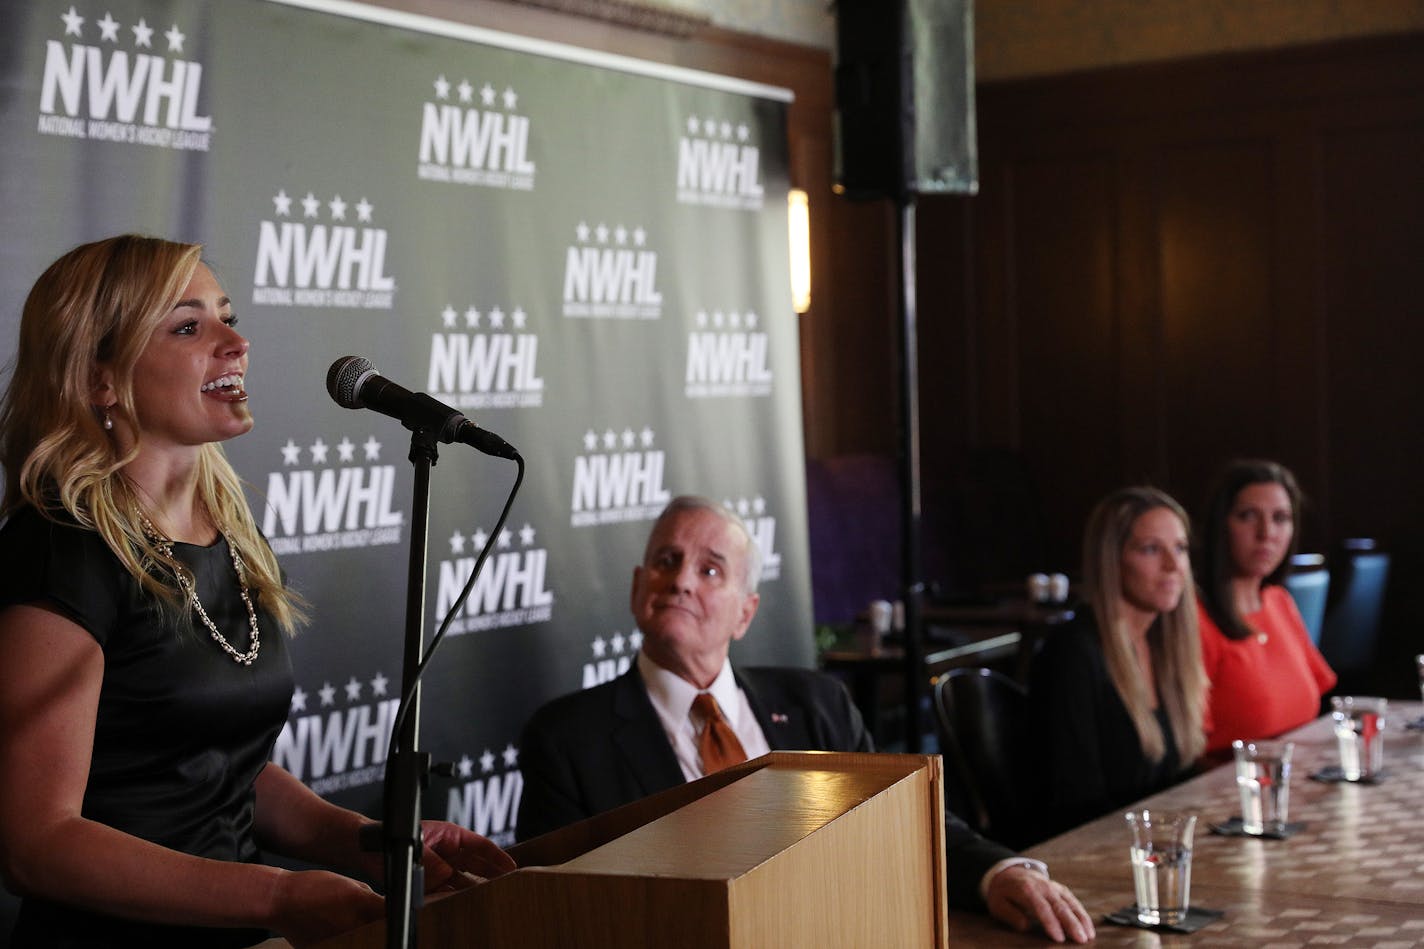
left=896, top=195, right=926, bottom=753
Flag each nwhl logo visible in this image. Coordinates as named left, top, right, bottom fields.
left=252, top=190, right=396, bottom=309
left=561, top=221, right=662, bottom=319
left=273, top=672, right=398, bottom=796
left=676, top=115, right=763, bottom=210
left=686, top=310, right=773, bottom=398
left=417, top=75, right=535, bottom=190
left=726, top=496, right=782, bottom=583
left=581, top=627, right=642, bottom=690
left=260, top=433, right=404, bottom=556
left=446, top=743, right=521, bottom=848
left=570, top=427, right=671, bottom=527
left=434, top=522, right=553, bottom=636
left=37, top=6, right=212, bottom=151
left=427, top=303, right=544, bottom=410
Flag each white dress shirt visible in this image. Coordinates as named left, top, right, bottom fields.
left=637, top=651, right=772, bottom=781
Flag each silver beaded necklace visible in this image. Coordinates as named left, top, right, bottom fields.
left=137, top=512, right=261, bottom=666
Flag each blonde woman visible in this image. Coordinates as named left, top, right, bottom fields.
left=1027, top=487, right=1208, bottom=838
left=0, top=236, right=513, bottom=948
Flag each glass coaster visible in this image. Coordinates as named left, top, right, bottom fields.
left=1310, top=766, right=1388, bottom=784
left=1209, top=817, right=1306, bottom=839
left=1103, top=905, right=1225, bottom=934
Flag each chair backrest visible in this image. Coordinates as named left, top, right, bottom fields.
left=1283, top=553, right=1330, bottom=646
left=1319, top=539, right=1391, bottom=674
left=931, top=667, right=1032, bottom=849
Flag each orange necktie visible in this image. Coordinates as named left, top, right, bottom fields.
left=692, top=692, right=747, bottom=774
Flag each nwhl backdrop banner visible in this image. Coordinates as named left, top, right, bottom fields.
left=0, top=0, right=811, bottom=847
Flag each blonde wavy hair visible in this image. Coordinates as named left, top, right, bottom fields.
left=0, top=234, right=305, bottom=635
left=1081, top=486, right=1207, bottom=765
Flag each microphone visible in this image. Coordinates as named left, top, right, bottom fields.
left=326, top=355, right=519, bottom=460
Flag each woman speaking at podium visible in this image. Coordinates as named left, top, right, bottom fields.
left=0, top=235, right=513, bottom=947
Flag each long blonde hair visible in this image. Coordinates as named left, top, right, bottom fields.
left=1082, top=487, right=1206, bottom=765
left=0, top=234, right=305, bottom=635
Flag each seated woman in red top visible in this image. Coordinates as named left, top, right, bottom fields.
left=1195, top=460, right=1337, bottom=755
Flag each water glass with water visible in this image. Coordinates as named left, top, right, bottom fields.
left=1331, top=696, right=1387, bottom=780
left=1125, top=809, right=1196, bottom=926
left=1232, top=739, right=1292, bottom=835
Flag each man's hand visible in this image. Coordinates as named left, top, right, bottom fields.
left=985, top=865, right=1095, bottom=943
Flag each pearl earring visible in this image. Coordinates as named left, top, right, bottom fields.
left=103, top=409, right=113, bottom=431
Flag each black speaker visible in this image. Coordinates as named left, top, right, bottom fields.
left=834, top=0, right=978, bottom=199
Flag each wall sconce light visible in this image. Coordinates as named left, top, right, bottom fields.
left=787, top=188, right=811, bottom=314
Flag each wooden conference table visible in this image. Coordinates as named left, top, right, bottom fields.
left=946, top=702, right=1424, bottom=946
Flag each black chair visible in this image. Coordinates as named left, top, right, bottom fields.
left=931, top=667, right=1034, bottom=849
left=1319, top=538, right=1391, bottom=678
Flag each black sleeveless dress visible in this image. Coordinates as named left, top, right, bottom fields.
left=0, top=506, right=294, bottom=948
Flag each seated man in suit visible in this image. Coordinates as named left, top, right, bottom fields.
left=517, top=496, right=1094, bottom=944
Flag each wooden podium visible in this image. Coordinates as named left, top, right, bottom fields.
left=307, top=751, right=948, bottom=948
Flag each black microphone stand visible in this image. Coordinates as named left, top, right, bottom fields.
left=381, top=427, right=439, bottom=949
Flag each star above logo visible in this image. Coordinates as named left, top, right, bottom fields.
left=164, top=23, right=185, bottom=53
left=97, top=12, right=119, bottom=42
left=363, top=436, right=382, bottom=461
left=301, top=192, right=320, bottom=218
left=441, top=305, right=458, bottom=328
left=336, top=437, right=356, bottom=462
left=502, top=744, right=519, bottom=767
left=449, top=529, right=466, bottom=554
left=60, top=6, right=83, bottom=36
left=328, top=195, right=347, bottom=220
left=433, top=74, right=450, bottom=99
left=272, top=189, right=292, bottom=216
left=502, top=87, right=517, bottom=110
left=131, top=18, right=153, bottom=47
left=280, top=439, right=302, bottom=466
left=519, top=523, right=535, bottom=546
left=457, top=78, right=473, bottom=103
left=464, top=306, right=481, bottom=328
left=355, top=198, right=373, bottom=222
left=309, top=438, right=329, bottom=464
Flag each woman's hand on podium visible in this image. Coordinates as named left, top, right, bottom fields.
left=268, top=868, right=385, bottom=947
left=419, top=819, right=518, bottom=892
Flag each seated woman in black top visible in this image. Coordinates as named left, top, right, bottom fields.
left=0, top=236, right=514, bottom=948
left=1027, top=486, right=1208, bottom=839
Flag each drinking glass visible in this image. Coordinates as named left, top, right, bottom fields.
left=1125, top=809, right=1195, bottom=926
left=1232, top=739, right=1292, bottom=835
left=1331, top=696, right=1387, bottom=780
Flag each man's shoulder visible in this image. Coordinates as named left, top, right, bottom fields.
left=522, top=672, right=633, bottom=736
left=739, top=665, right=850, bottom=699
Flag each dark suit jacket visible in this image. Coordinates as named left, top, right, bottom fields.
left=516, top=663, right=1013, bottom=908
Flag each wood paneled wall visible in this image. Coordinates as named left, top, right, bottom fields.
left=915, top=34, right=1424, bottom=692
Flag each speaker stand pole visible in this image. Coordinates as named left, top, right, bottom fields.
left=895, top=193, right=926, bottom=754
